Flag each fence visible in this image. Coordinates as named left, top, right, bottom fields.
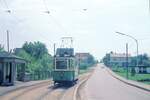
left=17, top=70, right=52, bottom=82
left=29, top=71, right=52, bottom=81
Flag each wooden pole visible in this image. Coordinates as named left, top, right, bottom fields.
left=7, top=30, right=10, bottom=52
left=126, top=43, right=129, bottom=79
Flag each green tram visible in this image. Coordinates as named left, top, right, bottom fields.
left=53, top=48, right=78, bottom=85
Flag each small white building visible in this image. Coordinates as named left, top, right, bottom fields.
left=75, top=53, right=90, bottom=61
left=108, top=52, right=132, bottom=67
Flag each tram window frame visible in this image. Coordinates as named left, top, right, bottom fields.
left=55, top=58, right=68, bottom=70
left=69, top=58, right=75, bottom=70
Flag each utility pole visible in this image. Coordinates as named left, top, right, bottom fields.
left=126, top=43, right=129, bottom=79
left=79, top=53, right=81, bottom=74
left=7, top=30, right=10, bottom=52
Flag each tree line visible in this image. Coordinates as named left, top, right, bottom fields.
left=13, top=41, right=53, bottom=74
left=79, top=54, right=96, bottom=69
left=0, top=41, right=96, bottom=74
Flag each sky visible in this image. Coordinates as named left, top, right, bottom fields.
left=0, top=0, right=150, bottom=60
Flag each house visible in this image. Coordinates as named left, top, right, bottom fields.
left=104, top=52, right=132, bottom=67
left=75, top=53, right=90, bottom=61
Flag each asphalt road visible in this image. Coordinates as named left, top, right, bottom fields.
left=85, top=64, right=150, bottom=100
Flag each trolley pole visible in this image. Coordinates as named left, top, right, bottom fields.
left=126, top=43, right=129, bottom=79
left=53, top=43, right=56, bottom=70
left=54, top=43, right=56, bottom=56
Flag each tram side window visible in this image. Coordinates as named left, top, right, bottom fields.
left=56, top=60, right=67, bottom=69
left=0, top=63, right=2, bottom=71
left=69, top=59, right=75, bottom=69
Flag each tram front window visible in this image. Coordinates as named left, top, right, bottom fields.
left=56, top=60, right=67, bottom=69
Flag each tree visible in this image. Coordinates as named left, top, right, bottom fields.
left=130, top=53, right=150, bottom=67
left=22, top=41, right=48, bottom=59
left=14, top=41, right=53, bottom=74
left=79, top=54, right=96, bottom=69
left=87, top=54, right=95, bottom=65
left=102, top=54, right=110, bottom=67
left=138, top=54, right=150, bottom=66
left=130, top=57, right=137, bottom=67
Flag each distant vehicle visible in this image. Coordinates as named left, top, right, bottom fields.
left=52, top=37, right=79, bottom=85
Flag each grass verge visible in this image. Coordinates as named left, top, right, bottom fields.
left=111, top=67, right=150, bottom=85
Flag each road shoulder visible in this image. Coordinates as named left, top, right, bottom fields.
left=106, top=67, right=150, bottom=92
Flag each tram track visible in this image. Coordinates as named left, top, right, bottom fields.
left=0, top=80, right=51, bottom=100
left=60, top=72, right=93, bottom=100
left=42, top=85, right=69, bottom=100
left=0, top=69, right=94, bottom=100
left=38, top=71, right=93, bottom=100
left=73, top=76, right=89, bottom=100
left=37, top=83, right=69, bottom=100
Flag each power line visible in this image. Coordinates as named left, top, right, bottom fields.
left=0, top=0, right=4, bottom=7
left=47, top=14, right=68, bottom=34
left=1, top=0, right=11, bottom=14
left=1, top=0, right=23, bottom=23
left=1, top=0, right=81, bottom=36
left=42, top=0, right=68, bottom=34
left=42, top=0, right=49, bottom=13
left=2, top=0, right=9, bottom=9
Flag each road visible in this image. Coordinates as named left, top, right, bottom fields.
left=84, top=64, right=150, bottom=100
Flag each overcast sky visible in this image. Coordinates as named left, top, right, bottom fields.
left=0, top=0, right=150, bottom=59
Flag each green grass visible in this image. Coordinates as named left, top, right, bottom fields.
left=79, top=67, right=94, bottom=74
left=79, top=69, right=88, bottom=74
left=112, top=67, right=150, bottom=85
left=79, top=68, right=91, bottom=74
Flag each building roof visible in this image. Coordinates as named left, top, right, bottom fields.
left=0, top=51, right=27, bottom=63
left=0, top=51, right=20, bottom=58
left=75, top=53, right=90, bottom=59
left=110, top=52, right=131, bottom=58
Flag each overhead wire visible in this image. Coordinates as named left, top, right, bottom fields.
left=2, top=0, right=9, bottom=9
left=2, top=0, right=55, bottom=44
left=0, top=0, right=4, bottom=7
left=0, top=0, right=63, bottom=49
left=42, top=0, right=50, bottom=14
left=47, top=14, right=69, bottom=35
left=42, top=0, right=69, bottom=35
left=1, top=0, right=69, bottom=42
left=1, top=0, right=22, bottom=23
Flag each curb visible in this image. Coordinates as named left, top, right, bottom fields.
left=0, top=80, right=50, bottom=96
left=73, top=77, right=89, bottom=100
left=106, top=67, right=150, bottom=92
left=73, top=69, right=94, bottom=100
